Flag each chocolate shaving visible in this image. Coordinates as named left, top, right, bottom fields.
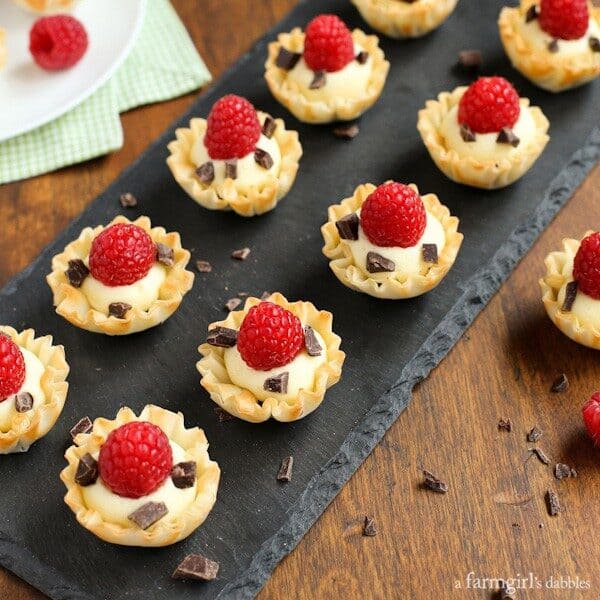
left=561, top=281, right=578, bottom=311
left=70, top=416, right=93, bottom=441
left=530, top=447, right=551, bottom=465
left=264, top=372, right=289, bottom=394
left=254, top=148, right=274, bottom=170
left=309, top=70, right=326, bottom=89
left=355, top=51, right=369, bottom=65
left=225, top=297, right=242, bottom=312
left=554, top=463, right=577, bottom=480
left=497, top=127, right=520, bottom=147
left=363, top=516, right=377, bottom=536
left=335, top=213, right=359, bottom=240
left=422, top=244, right=438, bottom=264
left=277, top=456, right=293, bottom=481
left=275, top=47, right=301, bottom=70
left=525, top=5, right=538, bottom=22
left=459, top=123, right=476, bottom=142
left=590, top=37, right=600, bottom=53
left=196, top=260, right=212, bottom=273
left=527, top=426, right=543, bottom=443
left=304, top=326, right=322, bottom=357
left=366, top=252, right=395, bottom=273
left=550, top=373, right=569, bottom=393
left=195, top=161, right=214, bottom=184
left=498, top=417, right=512, bottom=432
left=65, top=259, right=89, bottom=288
left=14, top=392, right=33, bottom=413
left=548, top=39, right=559, bottom=53
left=423, top=470, right=448, bottom=493
left=457, top=49, right=483, bottom=69
left=545, top=489, right=561, bottom=516
left=128, top=501, right=168, bottom=529
left=231, top=247, right=250, bottom=260
left=225, top=161, right=237, bottom=180
left=214, top=406, right=236, bottom=422
left=333, top=123, right=360, bottom=140
left=119, top=192, right=138, bottom=208
left=171, top=461, right=197, bottom=489
left=207, top=326, right=238, bottom=348
left=156, top=243, right=174, bottom=267
left=172, top=554, right=220, bottom=581
left=262, top=116, right=277, bottom=138
left=75, top=453, right=98, bottom=486
left=108, top=302, right=132, bottom=319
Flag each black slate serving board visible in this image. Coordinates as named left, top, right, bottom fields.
left=1, top=0, right=599, bottom=598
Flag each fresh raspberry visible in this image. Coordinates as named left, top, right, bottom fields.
left=583, top=392, right=600, bottom=444
left=89, top=223, right=156, bottom=287
left=539, top=0, right=589, bottom=40
left=237, top=302, right=304, bottom=371
left=0, top=334, right=25, bottom=401
left=303, top=14, right=354, bottom=73
left=360, top=182, right=426, bottom=248
left=29, top=15, right=88, bottom=71
left=203, top=95, right=261, bottom=160
left=573, top=232, right=600, bottom=299
left=458, top=77, right=521, bottom=134
left=98, top=421, right=173, bottom=498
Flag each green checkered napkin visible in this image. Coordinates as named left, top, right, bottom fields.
left=0, top=0, right=211, bottom=185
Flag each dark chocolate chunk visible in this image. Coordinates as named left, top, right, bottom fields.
left=457, top=49, right=483, bottom=69
left=363, top=515, right=377, bottom=537
left=119, top=192, right=138, bottom=208
left=561, top=281, right=578, bottom=311
left=264, top=372, right=289, bottom=394
left=225, top=161, right=237, bottom=180
left=254, top=148, right=274, bottom=170
left=195, top=162, right=215, bottom=184
left=355, top=51, right=369, bottom=65
left=231, top=247, right=250, bottom=260
left=260, top=291, right=271, bottom=300
left=545, top=489, right=561, bottom=516
left=554, top=463, right=577, bottom=480
left=275, top=47, right=301, bottom=70
left=214, top=406, right=236, bottom=422
left=304, top=326, right=322, bottom=357
left=497, top=127, right=520, bottom=147
left=277, top=456, right=294, bottom=482
left=527, top=426, right=543, bottom=443
left=262, top=115, right=277, bottom=138
left=128, top=501, right=168, bottom=529
left=108, top=302, right=132, bottom=319
left=206, top=326, right=238, bottom=348
left=156, top=243, right=174, bottom=267
left=423, top=470, right=448, bottom=493
left=422, top=243, right=438, bottom=264
left=525, top=5, right=538, bottom=22
left=309, top=70, right=326, bottom=89
left=333, top=123, right=360, bottom=140
left=75, top=453, right=99, bottom=486
left=65, top=259, right=89, bottom=288
left=225, top=297, right=242, bottom=312
left=14, top=392, right=33, bottom=413
left=590, top=37, right=600, bottom=53
left=196, top=260, right=212, bottom=273
left=550, top=373, right=569, bottom=393
left=498, top=417, right=512, bottom=432
left=335, top=213, right=359, bottom=241
left=366, top=252, right=395, bottom=273
left=548, top=39, right=559, bottom=53
left=172, top=554, right=220, bottom=581
left=171, top=461, right=197, bottom=489
left=70, top=416, right=93, bottom=441
left=530, top=447, right=551, bottom=465
left=459, top=123, right=476, bottom=142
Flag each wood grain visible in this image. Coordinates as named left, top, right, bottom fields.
left=1, top=1, right=599, bottom=598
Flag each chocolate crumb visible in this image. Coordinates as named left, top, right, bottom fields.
left=335, top=213, right=359, bottom=240
left=231, top=247, right=251, bottom=260
left=171, top=461, right=197, bottom=489
left=548, top=39, right=559, bottom=53
left=70, top=416, right=93, bottom=441
left=530, top=447, right=551, bottom=465
left=459, top=123, right=476, bottom=142
left=195, top=162, right=215, bottom=184
left=422, top=244, right=438, bottom=264
left=225, top=298, right=242, bottom=312
left=264, top=372, right=289, bottom=394
left=366, top=252, right=395, bottom=273
left=214, top=407, right=236, bottom=422
left=355, top=51, right=369, bottom=64
left=525, top=5, right=538, bottom=22
left=119, top=192, right=138, bottom=208
left=254, top=148, right=274, bottom=170
left=156, top=243, right=174, bottom=267
left=333, top=123, right=360, bottom=140
left=262, top=115, right=277, bottom=138
left=128, top=501, right=168, bottom=529
left=207, top=326, right=238, bottom=347
left=65, top=259, right=89, bottom=288
left=554, top=463, right=577, bottom=480
left=590, top=37, right=600, bottom=53
left=275, top=47, right=301, bottom=70
left=423, top=470, right=448, bottom=493
left=14, top=392, right=33, bottom=413
left=497, top=127, right=520, bottom=147
left=225, top=161, right=237, bottom=180
left=172, top=554, right=219, bottom=581
left=457, top=49, right=483, bottom=69
left=527, top=426, right=543, bottom=443
left=550, top=373, right=569, bottom=393
left=75, top=453, right=99, bottom=486
left=304, top=326, right=323, bottom=357
left=108, top=302, right=132, bottom=319
left=561, top=281, right=578, bottom=311
left=545, top=488, right=561, bottom=516
left=309, top=70, right=326, bottom=89
left=498, top=417, right=513, bottom=432
left=260, top=291, right=271, bottom=300
left=196, top=260, right=212, bottom=273
left=277, top=456, right=293, bottom=481
left=363, top=515, right=377, bottom=536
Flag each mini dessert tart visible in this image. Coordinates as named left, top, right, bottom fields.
left=12, top=0, right=78, bottom=13
left=167, top=94, right=302, bottom=217
left=46, top=215, right=194, bottom=335
left=61, top=405, right=220, bottom=547
left=417, top=76, right=549, bottom=190
left=499, top=0, right=600, bottom=92
left=0, top=326, right=69, bottom=454
left=322, top=182, right=463, bottom=299
left=264, top=14, right=389, bottom=124
left=197, top=293, right=345, bottom=423
left=351, top=0, right=459, bottom=39
left=540, top=231, right=600, bottom=349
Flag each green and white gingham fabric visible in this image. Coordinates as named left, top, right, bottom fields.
left=0, top=0, right=211, bottom=185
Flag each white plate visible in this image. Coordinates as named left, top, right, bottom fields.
left=0, top=0, right=146, bottom=142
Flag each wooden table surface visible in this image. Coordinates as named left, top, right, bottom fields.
left=2, top=1, right=599, bottom=598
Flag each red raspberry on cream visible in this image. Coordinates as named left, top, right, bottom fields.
left=0, top=334, right=25, bottom=400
